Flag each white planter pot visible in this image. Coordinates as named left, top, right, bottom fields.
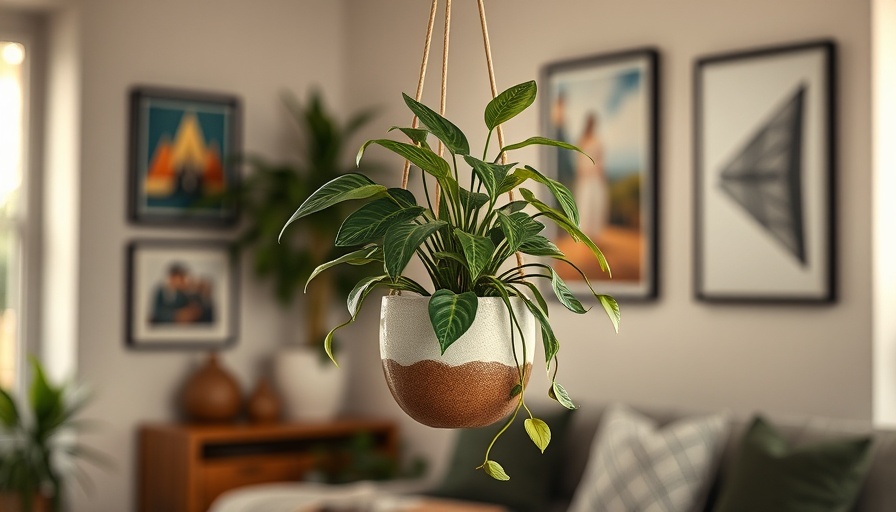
left=380, top=295, right=536, bottom=429
left=275, top=347, right=346, bottom=420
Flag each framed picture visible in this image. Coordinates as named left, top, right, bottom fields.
left=126, top=241, right=238, bottom=349
left=542, top=48, right=659, bottom=300
left=694, top=41, right=836, bottom=303
left=128, top=87, right=241, bottom=226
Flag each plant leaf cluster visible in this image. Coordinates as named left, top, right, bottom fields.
left=0, top=358, right=106, bottom=511
left=281, top=80, right=620, bottom=480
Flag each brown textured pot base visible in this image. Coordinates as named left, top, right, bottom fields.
left=382, top=359, right=532, bottom=428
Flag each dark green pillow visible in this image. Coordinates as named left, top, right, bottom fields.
left=427, top=408, right=574, bottom=512
left=713, top=416, right=873, bottom=512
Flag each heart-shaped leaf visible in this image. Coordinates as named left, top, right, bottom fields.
left=463, top=155, right=515, bottom=200
left=598, top=294, right=621, bottom=334
left=481, top=460, right=510, bottom=481
left=357, top=139, right=451, bottom=179
left=383, top=221, right=447, bottom=280
left=428, top=289, right=478, bottom=355
left=551, top=269, right=587, bottom=314
left=280, top=173, right=386, bottom=240
left=519, top=188, right=611, bottom=277
left=454, top=229, right=495, bottom=282
left=524, top=418, right=552, bottom=453
left=485, top=80, right=537, bottom=130
left=336, top=198, right=424, bottom=247
left=549, top=381, right=577, bottom=410
left=403, top=93, right=470, bottom=155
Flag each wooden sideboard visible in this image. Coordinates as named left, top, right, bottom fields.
left=139, top=419, right=398, bottom=512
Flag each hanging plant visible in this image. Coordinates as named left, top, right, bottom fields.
left=281, top=80, right=619, bottom=480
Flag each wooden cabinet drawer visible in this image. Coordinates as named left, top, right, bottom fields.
left=201, top=456, right=313, bottom=508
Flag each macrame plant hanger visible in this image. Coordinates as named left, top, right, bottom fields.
left=396, top=0, right=526, bottom=283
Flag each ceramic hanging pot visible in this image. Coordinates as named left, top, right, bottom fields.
left=380, top=295, right=535, bottom=429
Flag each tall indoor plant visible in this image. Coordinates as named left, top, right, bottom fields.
left=236, top=90, right=378, bottom=418
left=0, top=359, right=103, bottom=511
left=281, top=81, right=619, bottom=480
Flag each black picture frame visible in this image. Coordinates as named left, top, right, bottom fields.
left=126, top=240, right=239, bottom=350
left=541, top=47, right=660, bottom=301
left=128, top=86, right=241, bottom=227
left=694, top=40, right=837, bottom=303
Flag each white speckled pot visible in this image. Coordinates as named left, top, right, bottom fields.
left=380, top=295, right=536, bottom=428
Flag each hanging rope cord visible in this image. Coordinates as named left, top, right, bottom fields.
left=398, top=0, right=525, bottom=272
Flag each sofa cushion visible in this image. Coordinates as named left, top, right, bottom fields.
left=426, top=408, right=574, bottom=512
left=712, top=416, right=873, bottom=512
left=567, top=404, right=728, bottom=512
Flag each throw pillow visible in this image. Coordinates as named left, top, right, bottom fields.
left=427, top=407, right=574, bottom=512
left=712, top=416, right=873, bottom=512
left=567, top=404, right=730, bottom=512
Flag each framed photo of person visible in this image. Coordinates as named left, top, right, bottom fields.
left=126, top=240, right=238, bottom=349
left=694, top=41, right=836, bottom=302
left=541, top=48, right=659, bottom=300
left=128, top=87, right=241, bottom=226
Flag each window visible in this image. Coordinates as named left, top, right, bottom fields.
left=0, top=39, right=28, bottom=389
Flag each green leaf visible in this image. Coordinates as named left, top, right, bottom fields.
left=509, top=384, right=522, bottom=398
left=496, top=173, right=528, bottom=196
left=524, top=418, right=552, bottom=453
left=454, top=229, right=495, bottom=282
left=498, top=201, right=529, bottom=215
left=520, top=188, right=611, bottom=277
left=386, top=188, right=419, bottom=208
left=305, top=246, right=382, bottom=292
left=29, top=357, right=62, bottom=428
left=481, top=460, right=510, bottom=481
left=551, top=269, right=587, bottom=314
left=357, top=139, right=451, bottom=179
left=383, top=221, right=447, bottom=280
left=459, top=188, right=490, bottom=211
left=512, top=281, right=549, bottom=318
left=501, top=136, right=593, bottom=163
left=519, top=235, right=563, bottom=257
left=497, top=212, right=544, bottom=253
left=324, top=318, right=352, bottom=366
left=347, top=275, right=386, bottom=318
left=521, top=296, right=559, bottom=366
left=403, top=93, right=470, bottom=155
left=549, top=381, right=577, bottom=410
left=280, top=174, right=386, bottom=240
left=515, top=166, right=579, bottom=226
left=433, top=251, right=469, bottom=268
left=598, top=294, right=621, bottom=334
left=0, top=388, right=19, bottom=428
left=485, top=80, right=537, bottom=130
left=463, top=155, right=514, bottom=200
left=428, top=290, right=478, bottom=355
left=336, top=198, right=425, bottom=247
left=388, top=126, right=429, bottom=146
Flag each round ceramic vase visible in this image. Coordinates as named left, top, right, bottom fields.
left=380, top=295, right=536, bottom=429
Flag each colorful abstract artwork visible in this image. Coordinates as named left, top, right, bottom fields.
left=542, top=49, right=659, bottom=300
left=129, top=88, right=240, bottom=226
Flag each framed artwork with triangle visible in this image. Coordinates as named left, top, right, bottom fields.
left=128, top=87, right=241, bottom=227
left=694, top=41, right=836, bottom=303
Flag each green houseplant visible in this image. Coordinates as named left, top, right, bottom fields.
left=0, top=359, right=102, bottom=511
left=281, top=80, right=619, bottom=480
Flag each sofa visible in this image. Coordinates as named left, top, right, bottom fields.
left=211, top=405, right=896, bottom=512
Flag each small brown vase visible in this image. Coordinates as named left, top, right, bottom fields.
left=247, top=376, right=282, bottom=424
left=181, top=353, right=242, bottom=423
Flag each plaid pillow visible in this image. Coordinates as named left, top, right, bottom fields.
left=568, top=405, right=729, bottom=512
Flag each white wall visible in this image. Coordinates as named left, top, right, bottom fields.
left=342, top=0, right=874, bottom=475
left=872, top=0, right=896, bottom=427
left=70, top=1, right=347, bottom=510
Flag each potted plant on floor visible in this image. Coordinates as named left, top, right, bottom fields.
left=280, top=80, right=619, bottom=480
left=0, top=358, right=104, bottom=511
left=235, top=90, right=379, bottom=420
